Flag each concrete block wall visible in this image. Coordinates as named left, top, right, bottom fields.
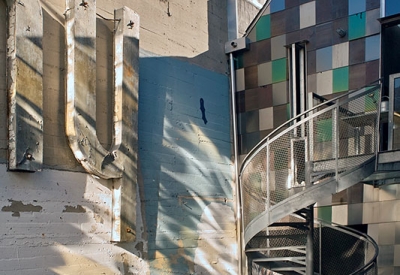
left=0, top=0, right=237, bottom=274
left=139, top=53, right=235, bottom=274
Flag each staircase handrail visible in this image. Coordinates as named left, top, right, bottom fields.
left=240, top=80, right=382, bottom=176
left=239, top=81, right=381, bottom=242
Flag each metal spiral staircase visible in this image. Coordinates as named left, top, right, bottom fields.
left=239, top=83, right=381, bottom=275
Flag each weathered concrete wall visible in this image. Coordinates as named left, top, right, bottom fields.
left=0, top=0, right=237, bottom=274
left=0, top=164, right=149, bottom=274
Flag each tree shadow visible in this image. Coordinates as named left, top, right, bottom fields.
left=0, top=0, right=237, bottom=274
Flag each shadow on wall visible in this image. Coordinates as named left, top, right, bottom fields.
left=0, top=0, right=236, bottom=274
left=136, top=54, right=234, bottom=274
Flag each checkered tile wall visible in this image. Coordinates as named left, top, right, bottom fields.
left=236, top=0, right=381, bottom=155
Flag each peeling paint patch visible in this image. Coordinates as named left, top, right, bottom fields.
left=62, top=205, right=86, bottom=213
left=1, top=199, right=42, bottom=216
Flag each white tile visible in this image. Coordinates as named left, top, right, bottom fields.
left=379, top=200, right=400, bottom=223
left=259, top=107, right=273, bottom=131
left=257, top=62, right=272, bottom=86
left=300, top=1, right=315, bottom=29
left=316, top=70, right=332, bottom=96
left=379, top=185, right=398, bottom=201
left=332, top=42, right=349, bottom=69
left=236, top=68, right=245, bottom=91
left=368, top=223, right=379, bottom=243
left=363, top=202, right=380, bottom=224
left=332, top=204, right=348, bottom=224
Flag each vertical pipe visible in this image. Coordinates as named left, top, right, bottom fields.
left=299, top=46, right=306, bottom=138
left=229, top=53, right=244, bottom=275
left=306, top=205, right=314, bottom=275
left=319, top=221, right=322, bottom=274
left=291, top=44, right=297, bottom=120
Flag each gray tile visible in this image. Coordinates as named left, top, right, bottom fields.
left=396, top=222, right=400, bottom=244
left=272, top=81, right=288, bottom=106
left=348, top=203, right=363, bottom=225
left=366, top=8, right=380, bottom=36
left=271, top=34, right=287, bottom=60
left=246, top=110, right=260, bottom=133
left=258, top=62, right=272, bottom=86
left=379, top=223, right=396, bottom=245
left=395, top=245, right=400, bottom=266
left=378, top=245, right=394, bottom=266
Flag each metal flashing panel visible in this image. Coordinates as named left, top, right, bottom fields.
left=65, top=0, right=139, bottom=241
left=7, top=0, right=44, bottom=171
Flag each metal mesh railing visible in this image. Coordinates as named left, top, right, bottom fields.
left=240, top=83, right=381, bottom=239
left=314, top=220, right=379, bottom=275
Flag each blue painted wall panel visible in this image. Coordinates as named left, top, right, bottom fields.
left=138, top=53, right=233, bottom=274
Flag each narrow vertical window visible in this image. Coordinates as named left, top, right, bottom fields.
left=288, top=42, right=307, bottom=119
left=287, top=42, right=308, bottom=187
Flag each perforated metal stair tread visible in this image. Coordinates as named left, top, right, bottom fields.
left=253, top=256, right=306, bottom=264
left=246, top=246, right=306, bottom=253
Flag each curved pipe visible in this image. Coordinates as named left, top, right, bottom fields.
left=65, top=0, right=124, bottom=179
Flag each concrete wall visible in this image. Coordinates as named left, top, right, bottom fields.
left=0, top=0, right=237, bottom=274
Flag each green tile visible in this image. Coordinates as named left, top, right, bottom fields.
left=235, top=54, right=244, bottom=69
left=348, top=12, right=366, bottom=40
left=286, top=103, right=291, bottom=119
left=256, top=15, right=271, bottom=41
left=333, top=67, right=349, bottom=93
left=272, top=58, right=287, bottom=83
left=318, top=206, right=332, bottom=222
left=316, top=118, right=333, bottom=142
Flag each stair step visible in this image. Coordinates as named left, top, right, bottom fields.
left=253, top=256, right=306, bottom=265
left=246, top=246, right=306, bottom=254
left=253, top=233, right=306, bottom=239
left=271, top=266, right=306, bottom=275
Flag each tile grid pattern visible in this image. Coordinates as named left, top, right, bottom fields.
left=236, top=0, right=381, bottom=155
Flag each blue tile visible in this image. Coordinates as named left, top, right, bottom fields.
left=349, top=0, right=366, bottom=15
left=271, top=0, right=285, bottom=13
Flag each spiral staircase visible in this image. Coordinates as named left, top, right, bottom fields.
left=239, top=83, right=381, bottom=274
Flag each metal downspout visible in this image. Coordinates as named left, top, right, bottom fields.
left=227, top=1, right=242, bottom=273
left=229, top=52, right=244, bottom=275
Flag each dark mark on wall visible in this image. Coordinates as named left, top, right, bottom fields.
left=200, top=98, right=207, bottom=124
left=62, top=205, right=86, bottom=213
left=1, top=199, right=43, bottom=217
